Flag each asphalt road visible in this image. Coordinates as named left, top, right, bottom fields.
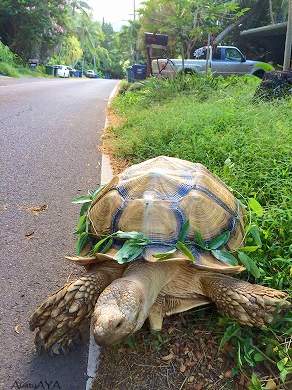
left=0, top=77, right=118, bottom=390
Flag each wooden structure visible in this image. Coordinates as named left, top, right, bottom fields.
left=145, top=32, right=171, bottom=76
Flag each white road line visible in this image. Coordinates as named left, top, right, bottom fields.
left=85, top=81, right=120, bottom=390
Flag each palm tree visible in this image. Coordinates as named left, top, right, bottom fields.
left=70, top=0, right=91, bottom=16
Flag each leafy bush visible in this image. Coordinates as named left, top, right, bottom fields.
left=0, top=62, right=20, bottom=77
left=110, top=75, right=292, bottom=385
left=0, top=41, right=18, bottom=64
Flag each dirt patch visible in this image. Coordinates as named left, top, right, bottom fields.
left=93, top=309, right=251, bottom=390
left=100, top=106, right=130, bottom=175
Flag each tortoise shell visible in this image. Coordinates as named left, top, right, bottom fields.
left=88, top=156, right=245, bottom=273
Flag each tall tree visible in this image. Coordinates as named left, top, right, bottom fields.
left=139, top=0, right=241, bottom=59
left=0, top=0, right=69, bottom=61
left=69, top=0, right=91, bottom=16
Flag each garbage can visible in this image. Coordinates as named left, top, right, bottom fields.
left=127, top=67, right=134, bottom=83
left=132, top=64, right=147, bottom=80
left=45, top=65, right=54, bottom=76
left=53, top=66, right=59, bottom=77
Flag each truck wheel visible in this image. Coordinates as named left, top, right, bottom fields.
left=183, top=68, right=197, bottom=75
left=253, top=70, right=265, bottom=79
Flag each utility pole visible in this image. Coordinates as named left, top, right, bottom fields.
left=133, top=0, right=137, bottom=63
left=283, top=0, right=292, bottom=70
left=133, top=0, right=136, bottom=21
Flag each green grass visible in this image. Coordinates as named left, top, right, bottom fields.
left=0, top=61, right=48, bottom=78
left=0, top=62, right=20, bottom=77
left=0, top=42, right=47, bottom=78
left=110, top=75, right=292, bottom=386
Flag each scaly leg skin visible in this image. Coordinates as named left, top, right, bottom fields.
left=29, top=266, right=124, bottom=355
left=199, top=273, right=290, bottom=327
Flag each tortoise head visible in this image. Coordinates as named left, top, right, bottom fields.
left=92, top=279, right=147, bottom=345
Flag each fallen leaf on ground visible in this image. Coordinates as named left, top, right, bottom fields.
left=265, top=378, right=277, bottom=390
left=25, top=231, right=34, bottom=238
left=180, top=363, right=186, bottom=373
left=224, top=369, right=232, bottom=379
left=14, top=324, right=21, bottom=334
left=188, top=376, right=194, bottom=383
left=25, top=204, right=48, bottom=215
left=161, top=352, right=174, bottom=361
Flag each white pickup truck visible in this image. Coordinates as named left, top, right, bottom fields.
left=152, top=46, right=273, bottom=78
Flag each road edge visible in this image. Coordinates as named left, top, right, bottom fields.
left=85, top=81, right=120, bottom=390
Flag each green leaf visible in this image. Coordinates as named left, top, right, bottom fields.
left=219, top=323, right=240, bottom=349
left=237, top=341, right=243, bottom=368
left=114, top=231, right=149, bottom=241
left=114, top=241, right=145, bottom=264
left=194, top=231, right=207, bottom=249
left=75, top=214, right=87, bottom=234
left=79, top=201, right=91, bottom=217
left=238, top=251, right=261, bottom=279
left=76, top=232, right=89, bottom=255
left=248, top=225, right=262, bottom=247
left=153, top=248, right=177, bottom=260
left=211, top=250, right=238, bottom=265
left=279, top=368, right=288, bottom=383
left=90, top=185, right=104, bottom=199
left=176, top=241, right=195, bottom=262
left=72, top=195, right=92, bottom=204
left=253, top=352, right=265, bottom=362
left=277, top=357, right=288, bottom=371
left=178, top=220, right=190, bottom=242
left=250, top=373, right=262, bottom=387
left=100, top=237, right=113, bottom=253
left=248, top=198, right=264, bottom=217
left=92, top=235, right=113, bottom=254
left=208, top=230, right=230, bottom=250
left=239, top=246, right=259, bottom=253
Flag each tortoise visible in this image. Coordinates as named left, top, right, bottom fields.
left=29, top=156, right=289, bottom=353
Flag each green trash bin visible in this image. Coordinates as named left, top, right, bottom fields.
left=45, top=65, right=54, bottom=76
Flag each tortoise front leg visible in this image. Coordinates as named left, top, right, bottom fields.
left=199, top=273, right=290, bottom=327
left=29, top=267, right=124, bottom=354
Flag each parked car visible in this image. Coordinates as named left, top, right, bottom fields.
left=55, top=65, right=70, bottom=78
left=152, top=46, right=274, bottom=78
left=85, top=70, right=98, bottom=78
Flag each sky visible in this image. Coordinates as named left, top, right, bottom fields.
left=88, top=0, right=143, bottom=31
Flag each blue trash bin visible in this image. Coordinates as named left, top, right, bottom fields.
left=127, top=67, right=135, bottom=83
left=132, top=64, right=147, bottom=80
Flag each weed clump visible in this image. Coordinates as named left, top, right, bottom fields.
left=110, top=75, right=292, bottom=386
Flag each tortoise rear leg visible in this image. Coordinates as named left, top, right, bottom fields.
left=199, top=273, right=290, bottom=327
left=29, top=267, right=123, bottom=354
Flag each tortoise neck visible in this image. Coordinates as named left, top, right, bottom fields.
left=123, top=260, right=180, bottom=313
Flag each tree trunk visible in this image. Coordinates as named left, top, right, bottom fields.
left=269, top=0, right=275, bottom=24
left=283, top=0, right=292, bottom=70
left=186, top=41, right=193, bottom=59
left=181, top=46, right=185, bottom=71
left=205, top=34, right=211, bottom=75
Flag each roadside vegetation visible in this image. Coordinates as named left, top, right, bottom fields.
left=0, top=42, right=46, bottom=77
left=0, top=1, right=289, bottom=79
left=103, top=75, right=292, bottom=388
